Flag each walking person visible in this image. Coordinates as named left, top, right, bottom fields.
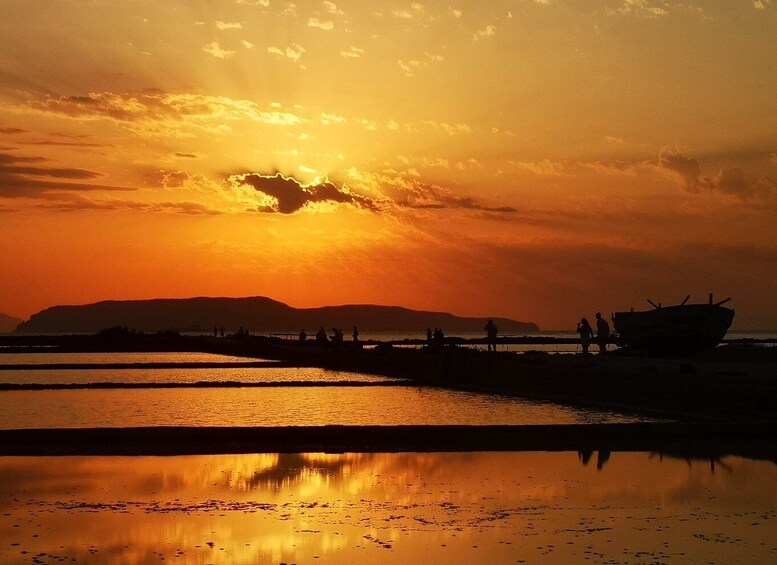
left=577, top=317, right=593, bottom=354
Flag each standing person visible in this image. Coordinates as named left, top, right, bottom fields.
left=484, top=319, right=499, bottom=352
left=577, top=317, right=593, bottom=354
left=426, top=328, right=433, bottom=347
left=299, top=329, right=307, bottom=343
left=595, top=312, right=610, bottom=354
left=352, top=326, right=359, bottom=343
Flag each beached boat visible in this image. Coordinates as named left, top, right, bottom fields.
left=612, top=295, right=735, bottom=356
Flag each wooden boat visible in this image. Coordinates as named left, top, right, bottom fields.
left=612, top=295, right=734, bottom=357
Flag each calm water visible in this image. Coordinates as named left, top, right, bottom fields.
left=1, top=452, right=775, bottom=564
left=0, top=352, right=269, bottom=365
left=0, top=351, right=660, bottom=427
left=0, top=366, right=390, bottom=385
left=0, top=387, right=648, bottom=428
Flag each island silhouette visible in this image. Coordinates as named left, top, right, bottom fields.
left=0, top=313, right=22, bottom=334
left=13, top=296, right=538, bottom=335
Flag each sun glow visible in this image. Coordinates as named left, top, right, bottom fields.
left=1, top=1, right=776, bottom=327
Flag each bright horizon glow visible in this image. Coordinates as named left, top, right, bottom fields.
left=1, top=1, right=776, bottom=329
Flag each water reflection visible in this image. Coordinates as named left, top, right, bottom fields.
left=0, top=387, right=651, bottom=428
left=1, top=452, right=775, bottom=564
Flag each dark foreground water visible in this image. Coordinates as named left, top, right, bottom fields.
left=1, top=452, right=775, bottom=564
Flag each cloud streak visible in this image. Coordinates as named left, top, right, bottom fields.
left=34, top=193, right=221, bottom=215
left=0, top=153, right=134, bottom=198
left=513, top=147, right=777, bottom=200
left=13, top=91, right=303, bottom=137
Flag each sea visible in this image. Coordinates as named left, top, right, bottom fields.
left=1, top=346, right=776, bottom=563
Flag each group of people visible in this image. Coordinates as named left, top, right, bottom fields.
left=299, top=326, right=360, bottom=346
left=426, top=327, right=446, bottom=347
left=577, top=312, right=610, bottom=354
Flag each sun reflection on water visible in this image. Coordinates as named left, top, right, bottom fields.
left=1, top=452, right=776, bottom=563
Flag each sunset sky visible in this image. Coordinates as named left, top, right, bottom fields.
left=1, top=0, right=776, bottom=329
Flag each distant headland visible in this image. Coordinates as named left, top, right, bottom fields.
left=0, top=313, right=22, bottom=334
left=13, top=296, right=539, bottom=335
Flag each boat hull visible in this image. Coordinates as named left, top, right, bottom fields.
left=612, top=304, right=735, bottom=357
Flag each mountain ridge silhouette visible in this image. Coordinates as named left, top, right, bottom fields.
left=14, top=296, right=539, bottom=335
left=0, top=313, right=22, bottom=334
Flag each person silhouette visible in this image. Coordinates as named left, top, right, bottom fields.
left=299, top=329, right=307, bottom=343
left=577, top=317, right=593, bottom=354
left=484, top=319, right=498, bottom=351
left=595, top=312, right=610, bottom=354
left=426, top=328, right=433, bottom=347
left=316, top=326, right=328, bottom=344
left=352, top=326, right=359, bottom=342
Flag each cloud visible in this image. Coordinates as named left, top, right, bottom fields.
left=308, top=17, right=334, bottom=30
left=0, top=152, right=135, bottom=198
left=392, top=9, right=415, bottom=19
left=322, top=1, right=343, bottom=15
left=17, top=140, right=109, bottom=148
left=242, top=40, right=255, bottom=49
left=344, top=168, right=517, bottom=214
left=216, top=21, right=242, bottom=30
left=609, top=0, right=669, bottom=17
left=320, top=112, right=347, bottom=125
left=511, top=159, right=570, bottom=176
left=34, top=193, right=221, bottom=215
left=653, top=146, right=704, bottom=191
left=268, top=44, right=306, bottom=62
left=15, top=91, right=303, bottom=137
left=473, top=25, right=496, bottom=41
left=203, top=41, right=235, bottom=58
left=423, top=121, right=471, bottom=135
left=754, top=0, right=770, bottom=9
left=0, top=127, right=26, bottom=135
left=236, top=0, right=270, bottom=5
left=649, top=147, right=776, bottom=199
left=170, top=152, right=200, bottom=160
left=340, top=46, right=365, bottom=58
left=398, top=59, right=421, bottom=77
left=228, top=172, right=380, bottom=214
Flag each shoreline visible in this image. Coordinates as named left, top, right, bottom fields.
left=0, top=380, right=406, bottom=390
left=1, top=423, right=776, bottom=458
left=1, top=333, right=776, bottom=422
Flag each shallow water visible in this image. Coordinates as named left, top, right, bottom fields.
left=1, top=452, right=775, bottom=564
left=0, top=351, right=662, bottom=427
left=0, top=366, right=390, bottom=385
left=0, top=386, right=649, bottom=428
left=0, top=352, right=269, bottom=365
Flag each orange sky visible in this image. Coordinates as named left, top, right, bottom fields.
left=1, top=1, right=776, bottom=329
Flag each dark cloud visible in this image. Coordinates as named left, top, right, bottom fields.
left=230, top=172, right=380, bottom=214
left=655, top=147, right=705, bottom=191
left=171, top=152, right=200, bottom=159
left=159, top=170, right=191, bottom=188
left=0, top=127, right=26, bottom=135
left=18, top=140, right=110, bottom=148
left=0, top=152, right=134, bottom=198
left=651, top=147, right=776, bottom=199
